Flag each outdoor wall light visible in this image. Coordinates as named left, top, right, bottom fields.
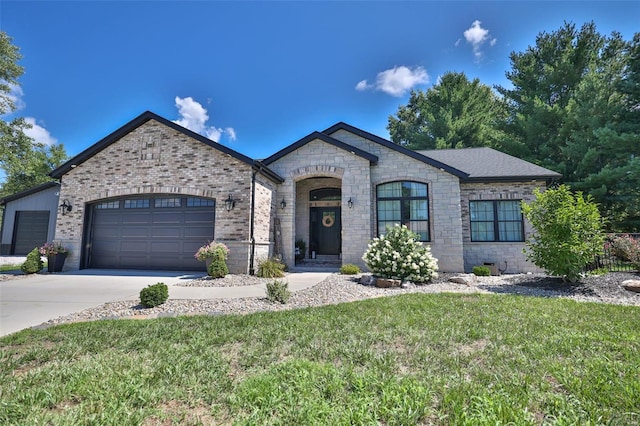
left=224, top=194, right=236, bottom=211
left=59, top=199, right=72, bottom=215
left=280, top=198, right=286, bottom=209
left=348, top=197, right=354, bottom=209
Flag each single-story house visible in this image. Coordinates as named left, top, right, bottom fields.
left=1, top=111, right=561, bottom=273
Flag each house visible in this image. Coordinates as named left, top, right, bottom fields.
left=1, top=111, right=561, bottom=273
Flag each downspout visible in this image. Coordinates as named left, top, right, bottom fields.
left=249, top=169, right=257, bottom=275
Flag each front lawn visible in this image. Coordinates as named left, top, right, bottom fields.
left=1, top=293, right=638, bottom=425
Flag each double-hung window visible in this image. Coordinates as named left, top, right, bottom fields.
left=376, top=181, right=429, bottom=241
left=470, top=200, right=524, bottom=242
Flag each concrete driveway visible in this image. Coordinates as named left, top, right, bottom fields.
left=0, top=269, right=204, bottom=337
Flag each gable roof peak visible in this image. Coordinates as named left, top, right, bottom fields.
left=49, top=111, right=282, bottom=184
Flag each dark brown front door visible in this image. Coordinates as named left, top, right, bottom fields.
left=310, top=207, right=341, bottom=255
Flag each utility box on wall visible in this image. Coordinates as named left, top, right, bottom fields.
left=483, top=262, right=500, bottom=276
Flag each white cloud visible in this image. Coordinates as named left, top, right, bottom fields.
left=462, top=20, right=497, bottom=59
left=225, top=127, right=237, bottom=141
left=355, top=80, right=371, bottom=91
left=172, top=96, right=235, bottom=142
left=376, top=66, right=429, bottom=97
left=356, top=66, right=429, bottom=97
left=24, top=117, right=58, bottom=146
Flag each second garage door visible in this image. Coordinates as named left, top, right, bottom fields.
left=88, top=196, right=215, bottom=270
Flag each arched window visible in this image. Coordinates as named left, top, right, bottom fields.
left=376, top=181, right=429, bottom=241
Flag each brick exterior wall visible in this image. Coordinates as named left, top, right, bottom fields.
left=55, top=119, right=263, bottom=273
left=329, top=129, right=464, bottom=272
left=460, top=181, right=547, bottom=273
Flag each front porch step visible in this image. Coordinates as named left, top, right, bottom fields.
left=291, top=255, right=341, bottom=272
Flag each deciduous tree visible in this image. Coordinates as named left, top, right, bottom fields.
left=0, top=31, right=67, bottom=198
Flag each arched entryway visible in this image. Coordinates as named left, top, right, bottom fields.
left=309, top=188, right=341, bottom=256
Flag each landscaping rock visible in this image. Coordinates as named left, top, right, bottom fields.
left=375, top=278, right=401, bottom=288
left=622, top=280, right=640, bottom=293
left=449, top=274, right=478, bottom=286
left=360, top=275, right=376, bottom=286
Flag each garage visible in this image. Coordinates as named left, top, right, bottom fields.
left=12, top=211, right=50, bottom=255
left=87, top=196, right=215, bottom=270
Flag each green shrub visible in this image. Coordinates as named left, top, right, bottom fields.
left=266, top=280, right=291, bottom=304
left=257, top=258, right=285, bottom=278
left=20, top=247, right=43, bottom=274
left=610, top=234, right=640, bottom=270
left=521, top=185, right=605, bottom=282
left=207, top=249, right=229, bottom=278
left=340, top=263, right=361, bottom=275
left=362, top=224, right=439, bottom=283
left=140, top=282, right=169, bottom=308
left=472, top=265, right=491, bottom=276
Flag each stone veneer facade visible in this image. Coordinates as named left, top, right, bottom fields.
left=268, top=131, right=465, bottom=272
left=55, top=119, right=276, bottom=274
left=460, top=181, right=546, bottom=273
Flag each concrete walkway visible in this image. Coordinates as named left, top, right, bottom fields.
left=0, top=269, right=331, bottom=337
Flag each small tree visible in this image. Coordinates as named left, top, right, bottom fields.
left=521, top=185, right=605, bottom=282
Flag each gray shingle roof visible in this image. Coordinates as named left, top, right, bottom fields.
left=417, top=147, right=562, bottom=182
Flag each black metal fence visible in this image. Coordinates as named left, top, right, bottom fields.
left=586, top=233, right=640, bottom=272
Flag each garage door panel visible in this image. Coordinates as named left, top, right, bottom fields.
left=150, top=241, right=181, bottom=252
left=151, top=227, right=182, bottom=238
left=119, top=256, right=150, bottom=268
left=152, top=212, right=182, bottom=224
left=92, top=226, right=122, bottom=239
left=120, top=228, right=150, bottom=238
left=184, top=226, right=214, bottom=237
left=121, top=214, right=152, bottom=225
left=89, top=197, right=215, bottom=270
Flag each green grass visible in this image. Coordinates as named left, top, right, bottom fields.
left=0, top=264, right=21, bottom=272
left=1, top=294, right=639, bottom=425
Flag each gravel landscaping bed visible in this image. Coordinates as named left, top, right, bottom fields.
left=32, top=271, right=640, bottom=329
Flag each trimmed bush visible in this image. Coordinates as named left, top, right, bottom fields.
left=362, top=224, right=438, bottom=283
left=21, top=247, right=43, bottom=274
left=340, top=264, right=361, bottom=275
left=472, top=265, right=491, bottom=276
left=140, top=282, right=169, bottom=308
left=257, top=258, right=285, bottom=278
left=208, top=252, right=229, bottom=278
left=266, top=280, right=291, bottom=304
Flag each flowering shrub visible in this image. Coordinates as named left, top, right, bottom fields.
left=362, top=224, right=438, bottom=283
left=610, top=234, right=640, bottom=270
left=39, top=241, right=69, bottom=256
left=194, top=241, right=229, bottom=261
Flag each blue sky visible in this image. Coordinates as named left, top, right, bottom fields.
left=2, top=1, right=638, bottom=162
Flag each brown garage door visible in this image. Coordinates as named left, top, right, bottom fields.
left=13, top=211, right=50, bottom=255
left=88, top=196, right=215, bottom=270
